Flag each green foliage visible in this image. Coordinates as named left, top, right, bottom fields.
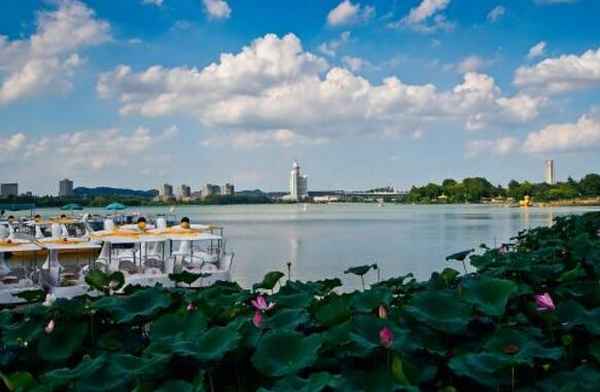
left=1, top=212, right=600, bottom=390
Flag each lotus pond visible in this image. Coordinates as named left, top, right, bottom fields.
left=2, top=212, right=600, bottom=391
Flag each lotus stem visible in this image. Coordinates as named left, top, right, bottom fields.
left=360, top=275, right=365, bottom=291
left=287, top=261, right=292, bottom=282
left=461, top=260, right=468, bottom=275
left=511, top=366, right=515, bottom=392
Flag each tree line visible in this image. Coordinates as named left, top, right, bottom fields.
left=404, top=173, right=600, bottom=203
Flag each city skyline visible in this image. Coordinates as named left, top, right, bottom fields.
left=1, top=1, right=600, bottom=194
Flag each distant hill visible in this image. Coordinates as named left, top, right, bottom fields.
left=74, top=187, right=158, bottom=199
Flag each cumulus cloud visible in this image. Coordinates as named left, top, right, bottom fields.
left=341, top=55, right=371, bottom=72
left=97, top=33, right=544, bottom=144
left=326, top=0, right=374, bottom=27
left=466, top=137, right=518, bottom=157
left=456, top=55, right=492, bottom=73
left=527, top=41, right=546, bottom=59
left=203, top=129, right=329, bottom=149
left=0, top=0, right=110, bottom=105
left=487, top=5, right=505, bottom=22
left=318, top=31, right=351, bottom=57
left=524, top=113, right=600, bottom=153
left=389, top=0, right=454, bottom=33
left=0, top=126, right=176, bottom=186
left=515, top=48, right=600, bottom=94
left=202, top=0, right=231, bottom=20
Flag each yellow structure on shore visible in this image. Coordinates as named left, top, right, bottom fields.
left=519, top=195, right=533, bottom=208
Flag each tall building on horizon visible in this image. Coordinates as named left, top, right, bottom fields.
left=0, top=183, right=18, bottom=198
left=59, top=178, right=74, bottom=197
left=223, top=183, right=235, bottom=196
left=178, top=184, right=191, bottom=199
left=545, top=160, right=556, bottom=185
left=288, top=161, right=308, bottom=201
left=160, top=183, right=174, bottom=201
left=203, top=184, right=221, bottom=199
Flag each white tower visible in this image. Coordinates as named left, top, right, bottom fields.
left=545, top=160, right=556, bottom=185
left=289, top=161, right=308, bottom=201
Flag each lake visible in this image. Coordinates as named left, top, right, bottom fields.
left=22, top=204, right=600, bottom=290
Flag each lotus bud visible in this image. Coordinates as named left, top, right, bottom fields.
left=45, top=320, right=55, bottom=334
left=379, top=326, right=393, bottom=348
left=378, top=305, right=388, bottom=319
left=42, top=293, right=56, bottom=307
left=187, top=303, right=195, bottom=311
left=535, top=292, right=556, bottom=312
left=252, top=310, right=263, bottom=328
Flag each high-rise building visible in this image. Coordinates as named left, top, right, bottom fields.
left=203, top=184, right=221, bottom=199
left=160, top=184, right=174, bottom=201
left=288, top=161, right=308, bottom=201
left=223, top=183, right=235, bottom=196
left=0, top=183, right=18, bottom=198
left=545, top=160, right=556, bottom=185
left=59, top=178, right=74, bottom=197
left=178, top=184, right=191, bottom=199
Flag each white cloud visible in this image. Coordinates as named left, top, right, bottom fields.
left=487, top=5, right=505, bottom=22
left=203, top=129, right=329, bottom=149
left=0, top=0, right=110, bottom=105
left=390, top=0, right=454, bottom=33
left=142, top=0, right=164, bottom=6
left=203, top=0, right=231, bottom=20
left=527, top=41, right=546, bottom=59
left=466, top=137, right=518, bottom=157
left=318, top=31, right=351, bottom=57
left=456, top=55, right=491, bottom=73
left=342, top=55, right=370, bottom=72
left=98, top=33, right=544, bottom=144
left=327, top=0, right=375, bottom=27
left=524, top=113, right=600, bottom=153
left=0, top=133, right=26, bottom=158
left=515, top=48, right=600, bottom=94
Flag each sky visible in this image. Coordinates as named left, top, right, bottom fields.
left=1, top=0, right=600, bottom=195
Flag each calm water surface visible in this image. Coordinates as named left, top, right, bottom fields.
left=27, top=204, right=600, bottom=289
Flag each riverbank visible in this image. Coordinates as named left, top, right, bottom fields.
left=2, top=212, right=600, bottom=390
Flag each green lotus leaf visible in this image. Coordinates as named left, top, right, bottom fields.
left=539, top=365, right=600, bottom=392
left=0, top=371, right=35, bottom=392
left=272, top=290, right=314, bottom=309
left=254, top=271, right=285, bottom=291
left=462, top=276, right=517, bottom=316
left=344, top=265, right=373, bottom=276
left=149, top=309, right=208, bottom=341
left=314, top=278, right=343, bottom=295
left=260, top=372, right=344, bottom=392
left=85, top=270, right=125, bottom=292
left=313, top=293, right=352, bottom=327
left=94, top=288, right=171, bottom=323
left=252, top=330, right=322, bottom=377
left=38, top=321, right=87, bottom=362
left=2, top=317, right=44, bottom=347
left=449, top=352, right=513, bottom=388
left=589, top=341, right=600, bottom=364
left=194, top=322, right=241, bottom=362
left=446, top=249, right=474, bottom=262
left=265, top=308, right=309, bottom=330
left=155, top=380, right=194, bottom=392
left=483, top=328, right=562, bottom=365
left=557, top=300, right=600, bottom=335
left=168, top=270, right=207, bottom=286
left=558, top=263, right=587, bottom=282
left=351, top=287, right=393, bottom=312
left=348, top=314, right=386, bottom=357
left=404, top=291, right=472, bottom=334
left=345, top=367, right=418, bottom=392
left=14, top=290, right=46, bottom=303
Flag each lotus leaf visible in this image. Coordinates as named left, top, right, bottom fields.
left=446, top=249, right=474, bottom=262
left=14, top=290, right=46, bottom=303
left=155, top=380, right=194, bottom=392
left=557, top=300, right=600, bottom=335
left=259, top=372, right=344, bottom=392
left=449, top=352, right=513, bottom=388
left=254, top=271, right=285, bottom=291
left=350, top=286, right=393, bottom=312
left=539, top=365, right=600, bottom=392
left=252, top=330, right=322, bottom=377
left=265, top=308, right=309, bottom=330
left=405, top=291, right=472, bottom=334
left=344, top=265, right=374, bottom=276
left=85, top=270, right=125, bottom=293
left=38, top=321, right=87, bottom=362
left=94, top=288, right=171, bottom=323
left=149, top=309, right=208, bottom=341
left=313, top=293, right=352, bottom=327
left=462, top=276, right=517, bottom=316
left=483, top=328, right=562, bottom=365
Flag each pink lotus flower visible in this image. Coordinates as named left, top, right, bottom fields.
left=45, top=320, right=55, bottom=334
left=251, top=295, right=274, bottom=312
left=535, top=292, right=556, bottom=312
left=379, top=326, right=393, bottom=348
left=378, top=305, right=388, bottom=319
left=186, top=303, right=195, bottom=312
left=252, top=311, right=263, bottom=328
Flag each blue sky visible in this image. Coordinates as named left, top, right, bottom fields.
left=1, top=0, right=600, bottom=195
